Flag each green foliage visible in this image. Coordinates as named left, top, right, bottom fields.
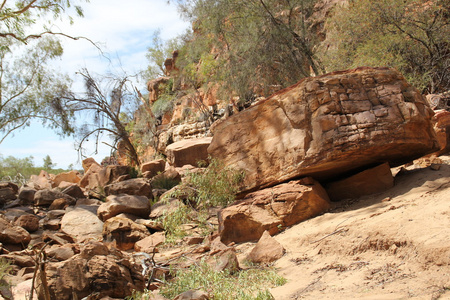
left=160, top=260, right=286, bottom=299
left=0, top=258, right=11, bottom=293
left=0, top=154, right=70, bottom=185
left=42, top=155, right=55, bottom=169
left=144, top=30, right=184, bottom=80
left=323, top=0, right=450, bottom=93
left=0, top=1, right=89, bottom=143
left=177, top=0, right=323, bottom=100
left=158, top=158, right=244, bottom=243
left=181, top=158, right=244, bottom=208
left=151, top=174, right=180, bottom=190
left=158, top=203, right=191, bottom=244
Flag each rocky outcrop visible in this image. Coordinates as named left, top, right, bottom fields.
left=166, top=137, right=212, bottom=167
left=219, top=178, right=330, bottom=244
left=102, top=217, right=150, bottom=251
left=147, top=77, right=170, bottom=103
left=209, top=67, right=439, bottom=193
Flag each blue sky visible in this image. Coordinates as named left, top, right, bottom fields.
left=0, top=0, right=189, bottom=169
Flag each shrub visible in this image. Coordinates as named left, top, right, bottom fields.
left=177, top=158, right=245, bottom=208
left=160, top=260, right=286, bottom=299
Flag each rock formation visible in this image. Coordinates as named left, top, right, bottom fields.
left=209, top=67, right=439, bottom=193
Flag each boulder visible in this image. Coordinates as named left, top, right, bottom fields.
left=0, top=217, right=31, bottom=246
left=431, top=110, right=450, bottom=156
left=141, top=159, right=166, bottom=178
left=34, top=189, right=75, bottom=206
left=46, top=244, right=77, bottom=261
left=165, top=137, right=212, bottom=167
left=0, top=183, right=17, bottom=205
left=208, top=67, right=439, bottom=193
left=98, top=194, right=151, bottom=222
left=325, top=162, right=394, bottom=201
left=102, top=217, right=150, bottom=251
left=61, top=184, right=85, bottom=199
left=37, top=242, right=144, bottom=300
left=208, top=248, right=240, bottom=273
left=60, top=205, right=104, bottom=242
left=81, top=157, right=100, bottom=172
left=52, top=170, right=81, bottom=187
left=80, top=164, right=130, bottom=190
left=14, top=214, right=40, bottom=233
left=219, top=178, right=330, bottom=244
left=49, top=198, right=70, bottom=210
left=28, top=170, right=53, bottom=190
left=134, top=232, right=166, bottom=252
left=18, top=187, right=36, bottom=205
left=104, top=178, right=152, bottom=197
left=247, top=231, right=285, bottom=264
left=149, top=199, right=182, bottom=219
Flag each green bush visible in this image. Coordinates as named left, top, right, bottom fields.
left=177, top=158, right=245, bottom=208
left=160, top=260, right=286, bottom=299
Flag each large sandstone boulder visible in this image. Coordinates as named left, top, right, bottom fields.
left=37, top=242, right=144, bottom=300
left=98, top=194, right=151, bottom=221
left=219, top=178, right=330, bottom=244
left=104, top=178, right=152, bottom=197
left=166, top=137, right=212, bottom=167
left=208, top=67, right=439, bottom=193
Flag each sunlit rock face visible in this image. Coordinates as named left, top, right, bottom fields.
left=209, top=67, right=439, bottom=193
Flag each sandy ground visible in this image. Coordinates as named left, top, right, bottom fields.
left=240, top=157, right=450, bottom=299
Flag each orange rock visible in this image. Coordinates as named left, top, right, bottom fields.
left=219, top=178, right=330, bottom=244
left=209, top=67, right=439, bottom=193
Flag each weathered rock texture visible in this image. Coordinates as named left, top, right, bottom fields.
left=432, top=110, right=450, bottom=156
left=38, top=242, right=144, bottom=300
left=166, top=137, right=212, bottom=167
left=209, top=67, right=439, bottom=193
left=219, top=178, right=330, bottom=244
left=98, top=194, right=151, bottom=221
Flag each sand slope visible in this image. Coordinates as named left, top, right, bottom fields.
left=262, top=158, right=450, bottom=299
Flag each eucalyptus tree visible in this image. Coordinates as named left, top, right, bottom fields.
left=0, top=0, right=89, bottom=143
